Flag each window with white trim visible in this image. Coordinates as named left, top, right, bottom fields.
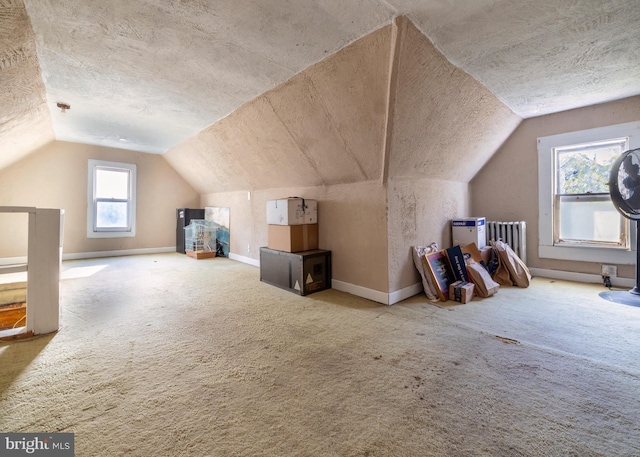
left=554, top=138, right=627, bottom=247
left=538, top=121, right=640, bottom=264
left=87, top=159, right=136, bottom=238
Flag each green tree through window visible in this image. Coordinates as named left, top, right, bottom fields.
left=557, top=147, right=618, bottom=195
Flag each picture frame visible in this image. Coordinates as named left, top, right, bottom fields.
left=204, top=206, right=230, bottom=257
left=422, top=249, right=454, bottom=301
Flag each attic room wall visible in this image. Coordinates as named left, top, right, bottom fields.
left=471, top=95, right=640, bottom=281
left=164, top=26, right=391, bottom=193
left=385, top=17, right=521, bottom=293
left=201, top=181, right=388, bottom=292
left=169, top=26, right=392, bottom=297
left=0, top=141, right=199, bottom=258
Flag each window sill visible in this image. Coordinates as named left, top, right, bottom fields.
left=87, top=231, right=136, bottom=239
left=539, top=244, right=635, bottom=264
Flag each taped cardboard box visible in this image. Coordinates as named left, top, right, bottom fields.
left=268, top=224, right=319, bottom=253
left=449, top=281, right=474, bottom=304
left=267, top=198, right=318, bottom=225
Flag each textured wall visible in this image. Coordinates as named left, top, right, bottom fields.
left=201, top=181, right=389, bottom=292
left=0, top=141, right=199, bottom=257
left=0, top=0, right=54, bottom=169
left=387, top=178, right=469, bottom=291
left=387, top=17, right=520, bottom=182
left=164, top=26, right=391, bottom=194
left=187, top=17, right=523, bottom=296
left=385, top=17, right=519, bottom=291
left=193, top=27, right=392, bottom=293
left=470, top=95, right=640, bottom=280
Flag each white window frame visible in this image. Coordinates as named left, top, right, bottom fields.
left=538, top=121, right=640, bottom=264
left=554, top=138, right=628, bottom=247
left=87, top=159, right=137, bottom=238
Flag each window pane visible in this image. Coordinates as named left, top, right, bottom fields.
left=556, top=142, right=623, bottom=194
left=558, top=199, right=621, bottom=243
left=96, top=201, right=129, bottom=228
left=96, top=169, right=129, bottom=199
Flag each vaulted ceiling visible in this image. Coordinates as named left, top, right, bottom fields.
left=2, top=0, right=640, bottom=170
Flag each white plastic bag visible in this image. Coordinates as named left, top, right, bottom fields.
left=413, top=243, right=439, bottom=301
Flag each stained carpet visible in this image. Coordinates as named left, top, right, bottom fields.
left=1, top=253, right=639, bottom=456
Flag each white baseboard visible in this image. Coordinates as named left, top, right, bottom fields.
left=5, top=248, right=632, bottom=299
left=0, top=256, right=27, bottom=266
left=530, top=268, right=635, bottom=288
left=389, top=282, right=423, bottom=305
left=2, top=247, right=178, bottom=265
left=332, top=279, right=389, bottom=304
left=62, top=247, right=176, bottom=261
left=229, top=252, right=260, bottom=267
left=231, top=252, right=421, bottom=305
left=331, top=281, right=420, bottom=306
left=231, top=253, right=403, bottom=304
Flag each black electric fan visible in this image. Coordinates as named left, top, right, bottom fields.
left=600, top=148, right=640, bottom=305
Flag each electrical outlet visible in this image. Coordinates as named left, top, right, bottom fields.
left=601, top=264, right=617, bottom=277
left=247, top=244, right=251, bottom=253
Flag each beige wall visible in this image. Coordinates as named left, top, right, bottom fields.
left=0, top=140, right=199, bottom=258
left=470, top=95, right=640, bottom=280
left=386, top=17, right=521, bottom=183
left=201, top=181, right=389, bottom=292
left=10, top=16, right=633, bottom=300
left=384, top=17, right=520, bottom=292
left=193, top=17, right=525, bottom=297
left=387, top=178, right=470, bottom=291
left=178, top=25, right=393, bottom=294
left=164, top=25, right=391, bottom=194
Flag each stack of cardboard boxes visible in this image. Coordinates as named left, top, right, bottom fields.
left=266, top=197, right=319, bottom=252
left=260, top=198, right=331, bottom=296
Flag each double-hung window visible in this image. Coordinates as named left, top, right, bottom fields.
left=538, top=121, right=640, bottom=264
left=554, top=139, right=627, bottom=247
left=87, top=159, right=136, bottom=238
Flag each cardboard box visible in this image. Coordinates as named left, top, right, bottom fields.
left=268, top=224, right=319, bottom=252
left=267, top=198, right=318, bottom=225
left=452, top=217, right=486, bottom=248
left=461, top=242, right=483, bottom=263
left=449, top=281, right=474, bottom=304
left=446, top=245, right=468, bottom=282
left=462, top=242, right=494, bottom=268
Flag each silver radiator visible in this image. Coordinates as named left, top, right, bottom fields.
left=486, top=221, right=527, bottom=264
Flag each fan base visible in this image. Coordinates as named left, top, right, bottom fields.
left=599, top=290, right=640, bottom=307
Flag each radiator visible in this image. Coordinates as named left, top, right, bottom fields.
left=486, top=221, right=527, bottom=265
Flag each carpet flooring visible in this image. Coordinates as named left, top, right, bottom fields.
left=1, top=253, right=639, bottom=456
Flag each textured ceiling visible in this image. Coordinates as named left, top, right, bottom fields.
left=2, top=0, right=640, bottom=162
